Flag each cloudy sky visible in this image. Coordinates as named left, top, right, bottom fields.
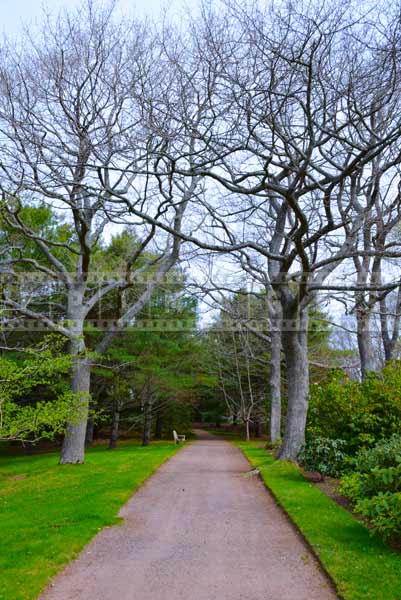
left=1, top=0, right=184, bottom=35
left=2, top=1, right=76, bottom=34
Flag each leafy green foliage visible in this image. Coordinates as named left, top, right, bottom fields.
left=357, top=493, right=401, bottom=542
left=0, top=201, right=77, bottom=275
left=340, top=436, right=401, bottom=542
left=308, top=364, right=401, bottom=452
left=298, top=437, right=348, bottom=477
left=352, top=434, right=401, bottom=473
left=360, top=464, right=401, bottom=496
left=162, top=399, right=194, bottom=434
left=0, top=336, right=75, bottom=442
left=339, top=472, right=365, bottom=505
left=1, top=390, right=77, bottom=443
left=91, top=282, right=203, bottom=441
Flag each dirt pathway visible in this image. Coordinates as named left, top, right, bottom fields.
left=41, top=431, right=337, bottom=600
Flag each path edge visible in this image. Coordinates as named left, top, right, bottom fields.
left=39, top=441, right=188, bottom=599
left=234, top=441, right=342, bottom=600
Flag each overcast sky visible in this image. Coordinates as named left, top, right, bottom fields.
left=1, top=0, right=182, bottom=36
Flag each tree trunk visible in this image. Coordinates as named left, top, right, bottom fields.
left=380, top=293, right=401, bottom=363
left=142, top=389, right=153, bottom=447
left=356, top=309, right=380, bottom=378
left=269, top=325, right=281, bottom=442
left=60, top=356, right=91, bottom=464
left=278, top=307, right=309, bottom=461
left=255, top=419, right=262, bottom=438
left=109, top=399, right=120, bottom=449
left=85, top=417, right=94, bottom=445
left=60, top=290, right=91, bottom=464
left=245, top=419, right=250, bottom=441
left=381, top=325, right=394, bottom=363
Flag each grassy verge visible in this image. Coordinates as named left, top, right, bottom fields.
left=0, top=441, right=179, bottom=600
left=236, top=441, right=401, bottom=600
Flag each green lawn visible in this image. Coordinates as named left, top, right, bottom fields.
left=0, top=441, right=179, bottom=600
left=237, top=441, right=401, bottom=600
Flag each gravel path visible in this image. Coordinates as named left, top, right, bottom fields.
left=40, top=431, right=337, bottom=600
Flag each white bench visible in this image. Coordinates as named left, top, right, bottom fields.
left=173, top=430, right=186, bottom=444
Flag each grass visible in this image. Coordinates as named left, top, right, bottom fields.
left=236, top=441, right=401, bottom=600
left=0, top=441, right=179, bottom=600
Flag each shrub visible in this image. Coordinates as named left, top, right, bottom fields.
left=356, top=492, right=401, bottom=541
left=362, top=464, right=401, bottom=496
left=339, top=472, right=367, bottom=504
left=340, top=436, right=401, bottom=543
left=308, top=364, right=401, bottom=452
left=298, top=437, right=348, bottom=477
left=341, top=464, right=401, bottom=503
left=340, top=437, right=401, bottom=500
left=352, top=434, right=401, bottom=473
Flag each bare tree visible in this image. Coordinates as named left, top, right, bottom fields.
left=213, top=326, right=266, bottom=441
left=338, top=139, right=401, bottom=377
left=3, top=0, right=401, bottom=466
left=0, top=3, right=192, bottom=463
left=154, top=2, right=401, bottom=459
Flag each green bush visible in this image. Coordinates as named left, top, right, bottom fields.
left=308, top=364, right=401, bottom=452
left=356, top=492, right=401, bottom=541
left=362, top=464, right=401, bottom=496
left=340, top=436, right=401, bottom=499
left=341, top=464, right=401, bottom=504
left=352, top=434, right=401, bottom=473
left=298, top=437, right=348, bottom=477
left=340, top=436, right=401, bottom=543
left=339, top=472, right=367, bottom=504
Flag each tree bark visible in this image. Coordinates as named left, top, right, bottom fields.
left=278, top=307, right=309, bottom=461
left=245, top=418, right=250, bottom=441
left=109, top=398, right=120, bottom=449
left=380, top=290, right=401, bottom=363
left=60, top=356, right=91, bottom=464
left=85, top=417, right=94, bottom=445
left=269, top=325, right=282, bottom=442
left=60, top=301, right=91, bottom=464
left=356, top=308, right=380, bottom=378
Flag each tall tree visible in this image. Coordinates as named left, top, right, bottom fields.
left=160, top=1, right=401, bottom=458
left=0, top=3, right=191, bottom=463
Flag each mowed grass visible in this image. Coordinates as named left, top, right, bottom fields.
left=0, top=441, right=179, bottom=600
left=237, top=441, right=401, bottom=600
